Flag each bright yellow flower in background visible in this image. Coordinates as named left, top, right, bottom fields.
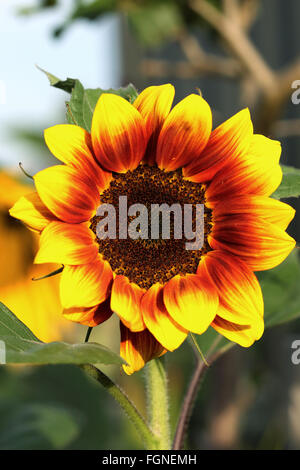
left=0, top=171, right=71, bottom=342
left=10, top=85, right=295, bottom=373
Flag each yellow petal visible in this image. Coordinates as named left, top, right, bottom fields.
left=91, top=93, right=147, bottom=173
left=120, top=322, right=166, bottom=375
left=35, top=221, right=98, bottom=265
left=212, top=316, right=264, bottom=347
left=133, top=84, right=175, bottom=165
left=206, top=134, right=282, bottom=206
left=63, top=298, right=113, bottom=327
left=212, top=194, right=295, bottom=231
left=209, top=215, right=296, bottom=271
left=110, top=275, right=146, bottom=332
left=184, top=108, right=253, bottom=182
left=141, top=283, right=188, bottom=351
left=197, top=251, right=263, bottom=330
left=44, top=124, right=111, bottom=190
left=9, top=191, right=57, bottom=232
left=163, top=273, right=218, bottom=334
left=34, top=165, right=99, bottom=224
left=156, top=94, right=212, bottom=171
left=60, top=256, right=113, bottom=309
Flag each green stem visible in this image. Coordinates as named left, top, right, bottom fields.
left=80, top=364, right=157, bottom=450
left=145, top=357, right=171, bottom=450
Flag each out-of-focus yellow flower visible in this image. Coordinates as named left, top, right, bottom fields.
left=0, top=171, right=72, bottom=342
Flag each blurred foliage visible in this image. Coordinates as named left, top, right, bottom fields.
left=18, top=0, right=57, bottom=15
left=259, top=250, right=300, bottom=328
left=0, top=365, right=138, bottom=449
left=273, top=165, right=300, bottom=200
left=20, top=0, right=223, bottom=44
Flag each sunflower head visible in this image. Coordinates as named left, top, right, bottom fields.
left=10, top=85, right=296, bottom=374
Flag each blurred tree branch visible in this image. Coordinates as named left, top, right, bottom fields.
left=140, top=0, right=299, bottom=135
left=190, top=0, right=276, bottom=93
left=140, top=56, right=242, bottom=80
left=21, top=0, right=300, bottom=136
left=143, top=0, right=299, bottom=135
left=272, top=119, right=300, bottom=138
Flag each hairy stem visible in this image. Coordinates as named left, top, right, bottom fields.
left=173, top=335, right=232, bottom=449
left=80, top=364, right=157, bottom=450
left=172, top=359, right=208, bottom=450
left=145, top=357, right=171, bottom=450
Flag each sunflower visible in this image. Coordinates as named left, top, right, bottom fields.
left=0, top=171, right=72, bottom=342
left=10, top=85, right=295, bottom=373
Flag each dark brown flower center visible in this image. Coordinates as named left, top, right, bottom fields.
left=90, top=165, right=212, bottom=289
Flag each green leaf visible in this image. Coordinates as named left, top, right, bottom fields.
left=0, top=302, right=39, bottom=342
left=66, top=82, right=138, bottom=132
left=66, top=80, right=86, bottom=127
left=37, top=65, right=77, bottom=93
left=258, top=250, right=300, bottom=328
left=272, top=165, right=300, bottom=199
left=39, top=67, right=138, bottom=131
left=128, top=3, right=183, bottom=47
left=0, top=303, right=125, bottom=366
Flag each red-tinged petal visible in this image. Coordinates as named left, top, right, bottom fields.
left=63, top=297, right=113, bottom=327
left=133, top=84, right=175, bottom=165
left=163, top=273, right=218, bottom=334
left=197, top=251, right=263, bottom=330
left=35, top=221, right=98, bottom=265
left=209, top=215, right=296, bottom=271
left=9, top=191, right=57, bottom=232
left=120, top=322, right=166, bottom=375
left=206, top=135, right=282, bottom=206
left=141, top=283, right=188, bottom=351
left=110, top=275, right=146, bottom=332
left=34, top=165, right=99, bottom=224
left=211, top=315, right=263, bottom=347
left=156, top=94, right=212, bottom=171
left=184, top=108, right=253, bottom=182
left=91, top=93, right=147, bottom=173
left=44, top=124, right=112, bottom=190
left=213, top=195, right=295, bottom=231
left=60, top=256, right=113, bottom=309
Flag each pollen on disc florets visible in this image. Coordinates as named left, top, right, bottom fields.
left=90, top=165, right=212, bottom=290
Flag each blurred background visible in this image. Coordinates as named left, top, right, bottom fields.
left=0, top=0, right=300, bottom=450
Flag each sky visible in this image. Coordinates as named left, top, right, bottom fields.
left=0, top=0, right=121, bottom=171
